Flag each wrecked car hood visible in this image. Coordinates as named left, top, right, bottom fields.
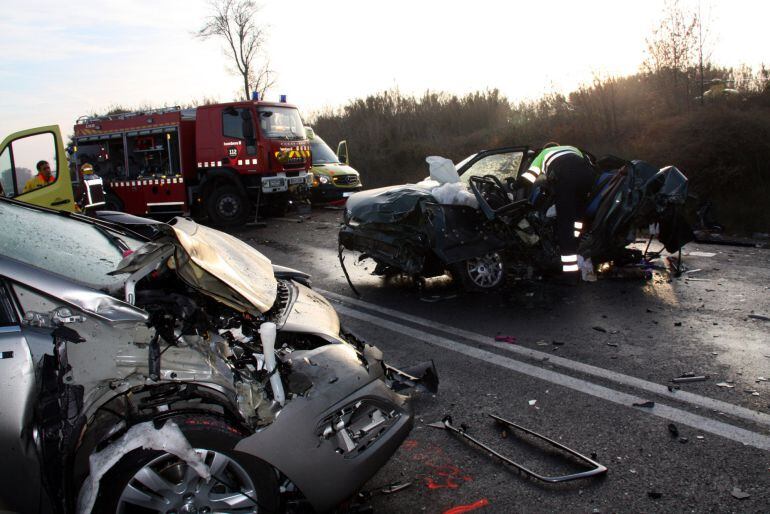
left=115, top=218, right=277, bottom=315
left=170, top=218, right=277, bottom=314
left=347, top=185, right=435, bottom=224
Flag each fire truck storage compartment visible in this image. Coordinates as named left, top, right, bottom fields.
left=75, top=126, right=186, bottom=217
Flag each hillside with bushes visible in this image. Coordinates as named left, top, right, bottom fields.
left=310, top=67, right=770, bottom=232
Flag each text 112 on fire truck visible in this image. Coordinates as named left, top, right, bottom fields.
left=72, top=95, right=313, bottom=226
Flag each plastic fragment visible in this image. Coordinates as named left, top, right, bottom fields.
left=633, top=401, right=655, bottom=408
left=731, top=487, right=750, bottom=500
left=716, top=382, right=735, bottom=388
left=592, top=326, right=607, bottom=333
left=494, top=335, right=516, bottom=343
left=528, top=399, right=537, bottom=406
left=748, top=314, right=770, bottom=321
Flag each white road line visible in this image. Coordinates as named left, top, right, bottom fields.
left=334, top=305, right=770, bottom=451
left=319, top=289, right=770, bottom=429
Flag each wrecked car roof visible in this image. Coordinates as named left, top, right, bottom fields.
left=346, top=185, right=435, bottom=224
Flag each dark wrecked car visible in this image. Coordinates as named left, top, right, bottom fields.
left=0, top=197, right=436, bottom=513
left=339, top=146, right=692, bottom=291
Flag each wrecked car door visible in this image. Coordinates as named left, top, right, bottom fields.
left=0, top=280, right=53, bottom=514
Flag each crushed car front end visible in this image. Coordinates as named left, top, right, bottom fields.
left=0, top=198, right=435, bottom=513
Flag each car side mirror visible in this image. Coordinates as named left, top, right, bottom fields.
left=337, top=140, right=349, bottom=165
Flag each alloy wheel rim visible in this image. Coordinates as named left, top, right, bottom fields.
left=117, top=449, right=259, bottom=513
left=466, top=252, right=504, bottom=288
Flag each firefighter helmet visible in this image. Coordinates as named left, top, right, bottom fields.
left=80, top=163, right=94, bottom=175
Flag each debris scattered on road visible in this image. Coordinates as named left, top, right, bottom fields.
left=731, top=487, right=750, bottom=500
left=668, top=423, right=679, bottom=437
left=552, top=340, right=565, bottom=346
left=607, top=342, right=619, bottom=347
left=648, top=491, right=663, bottom=499
left=494, top=335, right=516, bottom=344
left=592, top=326, right=607, bottom=333
left=684, top=268, right=702, bottom=274
left=633, top=401, right=655, bottom=408
left=716, top=382, right=735, bottom=388
left=667, top=385, right=681, bottom=392
left=536, top=340, right=549, bottom=346
left=420, top=293, right=460, bottom=303
left=687, top=251, right=716, bottom=258
left=674, top=321, right=682, bottom=326
left=696, top=435, right=705, bottom=440
left=672, top=375, right=709, bottom=383
left=528, top=399, right=537, bottom=406
left=358, top=481, right=412, bottom=500
left=757, top=377, right=768, bottom=382
left=748, top=314, right=770, bottom=322
left=679, top=437, right=689, bottom=444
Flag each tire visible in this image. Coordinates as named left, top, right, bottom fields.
left=91, top=415, right=280, bottom=513
left=104, top=192, right=124, bottom=212
left=205, top=185, right=250, bottom=227
left=449, top=252, right=506, bottom=292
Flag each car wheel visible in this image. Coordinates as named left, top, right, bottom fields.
left=206, top=185, right=250, bottom=226
left=91, top=416, right=280, bottom=514
left=450, top=252, right=506, bottom=292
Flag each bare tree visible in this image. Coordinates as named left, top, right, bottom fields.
left=643, top=0, right=700, bottom=110
left=197, top=0, right=275, bottom=101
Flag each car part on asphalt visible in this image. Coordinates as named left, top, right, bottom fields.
left=0, top=196, right=438, bottom=513
left=671, top=375, right=709, bottom=383
left=428, top=414, right=607, bottom=483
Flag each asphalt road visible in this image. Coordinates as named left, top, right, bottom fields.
left=233, top=208, right=770, bottom=513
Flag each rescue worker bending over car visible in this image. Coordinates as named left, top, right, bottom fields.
left=522, top=143, right=597, bottom=282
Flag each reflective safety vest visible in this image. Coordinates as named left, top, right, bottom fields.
left=78, top=175, right=105, bottom=210
left=521, top=146, right=583, bottom=184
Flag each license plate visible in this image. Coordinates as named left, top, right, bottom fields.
left=343, top=191, right=354, bottom=197
left=288, top=176, right=305, bottom=184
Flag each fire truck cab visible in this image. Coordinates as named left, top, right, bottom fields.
left=72, top=98, right=312, bottom=226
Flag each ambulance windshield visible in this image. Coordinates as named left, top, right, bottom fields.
left=257, top=107, right=306, bottom=141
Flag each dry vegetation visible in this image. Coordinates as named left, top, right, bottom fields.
left=311, top=1, right=770, bottom=232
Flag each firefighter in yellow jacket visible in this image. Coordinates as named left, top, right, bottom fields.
left=23, top=160, right=56, bottom=192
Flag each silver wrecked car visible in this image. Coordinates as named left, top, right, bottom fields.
left=0, top=197, right=436, bottom=513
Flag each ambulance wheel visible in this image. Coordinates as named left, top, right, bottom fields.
left=449, top=252, right=506, bottom=292
left=103, top=192, right=124, bottom=212
left=206, top=185, right=250, bottom=226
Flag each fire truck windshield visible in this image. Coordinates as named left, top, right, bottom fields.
left=257, top=106, right=306, bottom=141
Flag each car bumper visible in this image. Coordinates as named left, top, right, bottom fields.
left=311, top=184, right=363, bottom=203
left=234, top=344, right=413, bottom=512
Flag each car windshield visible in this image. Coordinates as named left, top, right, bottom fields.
left=257, top=106, right=306, bottom=140
left=310, top=136, right=339, bottom=165
left=0, top=200, right=144, bottom=289
left=459, top=151, right=524, bottom=185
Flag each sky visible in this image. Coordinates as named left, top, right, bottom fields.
left=0, top=0, right=767, bottom=143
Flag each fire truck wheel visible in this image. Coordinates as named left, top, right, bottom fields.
left=206, top=185, right=250, bottom=226
left=103, top=192, right=124, bottom=212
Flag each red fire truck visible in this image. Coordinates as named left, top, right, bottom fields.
left=71, top=97, right=312, bottom=225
